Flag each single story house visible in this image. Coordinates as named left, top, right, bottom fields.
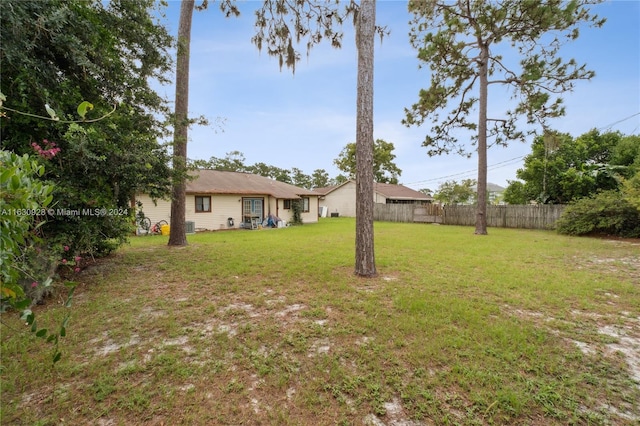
left=135, top=169, right=319, bottom=231
left=313, top=180, right=433, bottom=217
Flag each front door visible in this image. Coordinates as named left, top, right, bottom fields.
left=243, top=198, right=263, bottom=225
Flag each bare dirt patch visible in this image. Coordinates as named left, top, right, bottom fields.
left=507, top=304, right=640, bottom=422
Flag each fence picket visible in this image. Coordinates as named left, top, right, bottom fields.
left=373, top=204, right=565, bottom=230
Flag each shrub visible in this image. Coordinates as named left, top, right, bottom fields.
left=0, top=150, right=55, bottom=308
left=290, top=199, right=304, bottom=225
left=555, top=190, right=640, bottom=238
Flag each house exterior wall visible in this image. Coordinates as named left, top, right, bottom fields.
left=190, top=194, right=243, bottom=230
left=135, top=193, right=318, bottom=231
left=302, top=196, right=319, bottom=224
left=374, top=192, right=387, bottom=204
left=320, top=181, right=357, bottom=217
left=135, top=194, right=171, bottom=228
left=320, top=181, right=386, bottom=217
left=320, top=182, right=432, bottom=217
left=275, top=197, right=319, bottom=224
left=135, top=193, right=246, bottom=231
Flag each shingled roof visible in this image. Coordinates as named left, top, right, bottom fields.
left=313, top=180, right=432, bottom=201
left=373, top=182, right=432, bottom=201
left=186, top=170, right=317, bottom=199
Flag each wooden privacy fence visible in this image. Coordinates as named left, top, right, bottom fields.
left=373, top=204, right=566, bottom=230
left=373, top=203, right=444, bottom=223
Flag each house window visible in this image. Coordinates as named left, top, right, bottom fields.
left=283, top=199, right=292, bottom=209
left=302, top=197, right=310, bottom=212
left=195, top=196, right=211, bottom=213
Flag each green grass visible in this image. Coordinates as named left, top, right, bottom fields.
left=2, top=218, right=639, bottom=425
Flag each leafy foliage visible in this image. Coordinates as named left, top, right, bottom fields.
left=1, top=0, right=174, bottom=257
left=290, top=199, right=304, bottom=225
left=623, top=174, right=640, bottom=211
left=333, top=139, right=402, bottom=184
left=404, top=0, right=605, bottom=153
left=0, top=151, right=54, bottom=308
left=507, top=130, right=638, bottom=204
left=433, top=179, right=476, bottom=205
left=403, top=0, right=604, bottom=233
left=555, top=190, right=640, bottom=238
left=502, top=180, right=529, bottom=205
left=0, top=150, right=79, bottom=367
left=252, top=0, right=349, bottom=73
left=189, top=151, right=344, bottom=189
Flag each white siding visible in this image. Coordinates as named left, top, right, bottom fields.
left=135, top=194, right=171, bottom=227
left=187, top=194, right=241, bottom=230
left=135, top=194, right=242, bottom=231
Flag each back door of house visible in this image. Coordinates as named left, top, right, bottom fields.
left=243, top=198, right=263, bottom=224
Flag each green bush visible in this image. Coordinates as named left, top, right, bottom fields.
left=555, top=190, right=640, bottom=238
left=0, top=150, right=55, bottom=308
left=291, top=199, right=304, bottom=225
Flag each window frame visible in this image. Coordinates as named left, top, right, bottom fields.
left=195, top=195, right=211, bottom=213
left=283, top=199, right=292, bottom=210
left=302, top=197, right=310, bottom=213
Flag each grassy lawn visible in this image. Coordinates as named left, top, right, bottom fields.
left=1, top=218, right=639, bottom=425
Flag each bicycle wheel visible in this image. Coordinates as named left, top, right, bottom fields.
left=138, top=216, right=151, bottom=231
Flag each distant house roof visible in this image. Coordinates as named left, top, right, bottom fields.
left=187, top=170, right=317, bottom=199
left=313, top=180, right=433, bottom=201
left=374, top=182, right=433, bottom=201
left=312, top=180, right=350, bottom=196
left=472, top=182, right=506, bottom=193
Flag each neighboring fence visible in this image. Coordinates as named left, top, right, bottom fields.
left=443, top=204, right=566, bottom=229
left=374, top=204, right=566, bottom=230
left=373, top=203, right=444, bottom=223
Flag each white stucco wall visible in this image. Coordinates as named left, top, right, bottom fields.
left=320, top=181, right=357, bottom=217
left=275, top=197, right=319, bottom=224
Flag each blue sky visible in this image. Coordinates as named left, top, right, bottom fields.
left=155, top=0, right=640, bottom=190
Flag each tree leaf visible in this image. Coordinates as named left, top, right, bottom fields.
left=14, top=299, right=31, bottom=310
left=77, top=101, right=94, bottom=119
left=1, top=286, right=16, bottom=299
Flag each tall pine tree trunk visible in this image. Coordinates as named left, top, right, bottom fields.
left=475, top=43, right=488, bottom=235
left=168, top=0, right=194, bottom=246
left=354, top=0, right=377, bottom=277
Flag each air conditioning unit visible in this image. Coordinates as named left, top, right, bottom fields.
left=185, top=221, right=195, bottom=234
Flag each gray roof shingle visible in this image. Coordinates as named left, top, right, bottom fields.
left=186, top=170, right=317, bottom=199
left=313, top=180, right=432, bottom=201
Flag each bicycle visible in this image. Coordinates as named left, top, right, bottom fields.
left=136, top=213, right=167, bottom=235
left=136, top=214, right=152, bottom=233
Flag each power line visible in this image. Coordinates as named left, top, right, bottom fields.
left=597, top=112, right=640, bottom=131
left=404, top=112, right=640, bottom=189
left=404, top=155, right=524, bottom=187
